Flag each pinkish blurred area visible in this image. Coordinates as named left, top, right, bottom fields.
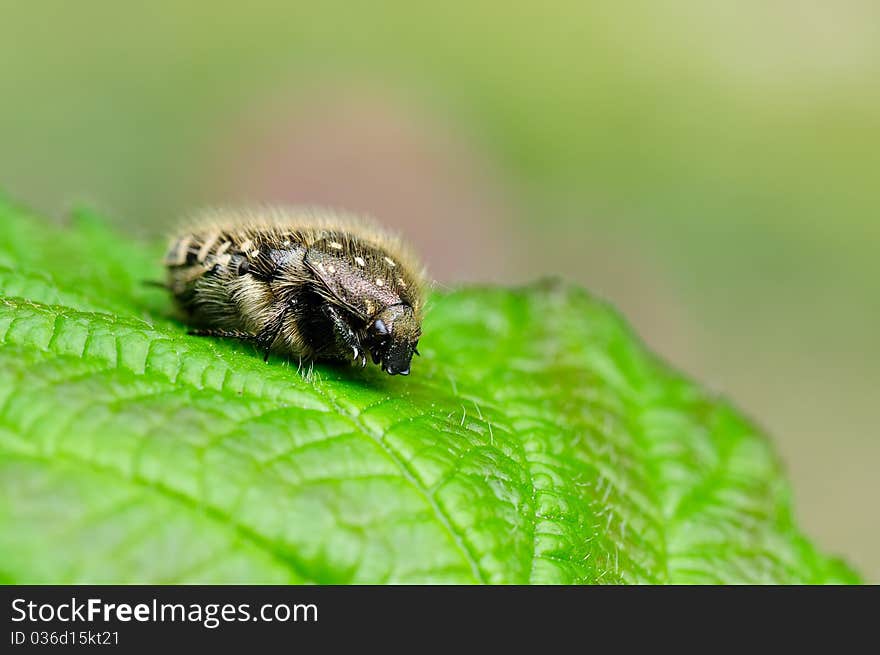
left=204, top=86, right=518, bottom=284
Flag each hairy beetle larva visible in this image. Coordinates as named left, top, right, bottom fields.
left=164, top=208, right=425, bottom=375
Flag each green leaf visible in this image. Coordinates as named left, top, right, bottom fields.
left=0, top=197, right=858, bottom=584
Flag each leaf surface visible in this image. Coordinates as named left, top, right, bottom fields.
left=0, top=198, right=858, bottom=583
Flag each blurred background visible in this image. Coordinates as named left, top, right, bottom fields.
left=1, top=1, right=877, bottom=579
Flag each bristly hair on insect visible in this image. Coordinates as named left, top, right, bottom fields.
left=163, top=207, right=427, bottom=376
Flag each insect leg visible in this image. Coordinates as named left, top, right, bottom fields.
left=188, top=328, right=256, bottom=341
left=189, top=321, right=282, bottom=363
left=254, top=303, right=293, bottom=363
left=322, top=304, right=366, bottom=367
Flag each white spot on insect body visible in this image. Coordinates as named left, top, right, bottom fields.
left=354, top=256, right=366, bottom=267
left=375, top=278, right=385, bottom=287
left=329, top=241, right=344, bottom=250
left=384, top=256, right=397, bottom=267
left=397, top=277, right=407, bottom=288
left=327, top=264, right=337, bottom=274
left=239, top=239, right=254, bottom=253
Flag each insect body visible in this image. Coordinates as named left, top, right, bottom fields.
left=164, top=208, right=425, bottom=375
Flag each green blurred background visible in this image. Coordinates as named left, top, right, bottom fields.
left=2, top=1, right=877, bottom=580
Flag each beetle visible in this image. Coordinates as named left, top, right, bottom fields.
left=164, top=208, right=425, bottom=375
